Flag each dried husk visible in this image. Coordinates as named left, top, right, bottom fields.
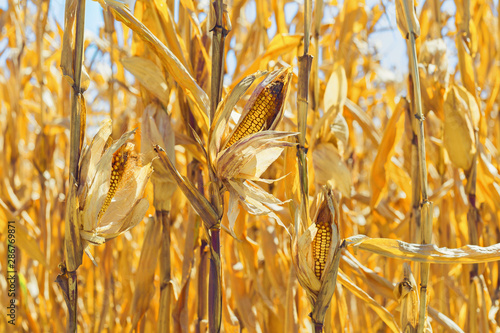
left=77, top=121, right=152, bottom=249
left=293, top=190, right=341, bottom=304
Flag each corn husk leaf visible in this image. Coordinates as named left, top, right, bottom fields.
left=209, top=70, right=268, bottom=165
left=394, top=263, right=419, bottom=332
left=217, top=131, right=297, bottom=181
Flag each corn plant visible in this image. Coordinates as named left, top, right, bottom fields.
left=1, top=0, right=500, bottom=332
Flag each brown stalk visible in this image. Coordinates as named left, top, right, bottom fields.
left=196, top=239, right=209, bottom=333
left=401, top=0, right=433, bottom=331
left=458, top=1, right=481, bottom=328
left=104, top=8, right=115, bottom=125
left=311, top=0, right=323, bottom=114
left=406, top=97, right=421, bottom=245
left=208, top=1, right=231, bottom=331
left=158, top=210, right=172, bottom=332
left=297, top=0, right=313, bottom=222
left=60, top=0, right=87, bottom=331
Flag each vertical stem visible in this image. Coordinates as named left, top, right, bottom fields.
left=401, top=2, right=432, bottom=332
left=208, top=1, right=229, bottom=332
left=104, top=8, right=115, bottom=124
left=68, top=271, right=78, bottom=332
left=209, top=0, right=229, bottom=122
left=196, top=240, right=209, bottom=333
left=297, top=0, right=313, bottom=222
left=158, top=210, right=172, bottom=333
left=65, top=0, right=87, bottom=331
left=208, top=228, right=222, bottom=333
left=311, top=0, right=323, bottom=114
left=69, top=0, right=86, bottom=180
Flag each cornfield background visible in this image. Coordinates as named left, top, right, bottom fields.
left=1, top=0, right=500, bottom=331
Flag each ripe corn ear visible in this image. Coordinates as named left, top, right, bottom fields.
left=224, top=67, right=293, bottom=148
left=312, top=200, right=333, bottom=279
left=99, top=143, right=137, bottom=218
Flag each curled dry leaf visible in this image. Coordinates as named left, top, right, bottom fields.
left=99, top=0, right=210, bottom=134
left=394, top=263, right=419, bottom=332
left=346, top=236, right=500, bottom=264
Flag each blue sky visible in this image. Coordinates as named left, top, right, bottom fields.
left=0, top=0, right=413, bottom=77
left=1, top=0, right=485, bottom=83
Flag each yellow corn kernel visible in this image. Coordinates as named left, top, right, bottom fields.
left=98, top=143, right=136, bottom=219
left=312, top=200, right=332, bottom=279
left=224, top=67, right=292, bottom=149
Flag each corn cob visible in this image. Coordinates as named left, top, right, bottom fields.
left=312, top=200, right=333, bottom=279
left=224, top=67, right=293, bottom=149
left=99, top=143, right=137, bottom=219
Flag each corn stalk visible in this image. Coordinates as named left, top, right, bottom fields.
left=59, top=0, right=87, bottom=331
left=297, top=0, right=313, bottom=219
left=208, top=1, right=230, bottom=332
left=399, top=0, right=433, bottom=331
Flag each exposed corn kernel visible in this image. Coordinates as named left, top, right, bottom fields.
left=224, top=68, right=292, bottom=149
left=312, top=200, right=333, bottom=279
left=98, top=143, right=136, bottom=219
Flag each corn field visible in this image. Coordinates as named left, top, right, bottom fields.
left=1, top=0, right=500, bottom=331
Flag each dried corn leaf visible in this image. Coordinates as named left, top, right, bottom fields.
left=155, top=145, right=218, bottom=228
left=312, top=142, right=351, bottom=197
left=100, top=0, right=209, bottom=132
left=443, top=86, right=476, bottom=171
left=323, top=65, right=347, bottom=118
left=370, top=100, right=405, bottom=207
left=121, top=57, right=169, bottom=106
left=395, top=0, right=421, bottom=38
left=346, top=236, right=500, bottom=264
left=12, top=222, right=48, bottom=267
left=338, top=270, right=400, bottom=333
left=231, top=34, right=302, bottom=86
left=131, top=216, right=162, bottom=328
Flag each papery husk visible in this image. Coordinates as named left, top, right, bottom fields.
left=394, top=263, right=419, bottom=332
left=76, top=122, right=153, bottom=250
left=208, top=70, right=268, bottom=166
left=293, top=189, right=341, bottom=304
